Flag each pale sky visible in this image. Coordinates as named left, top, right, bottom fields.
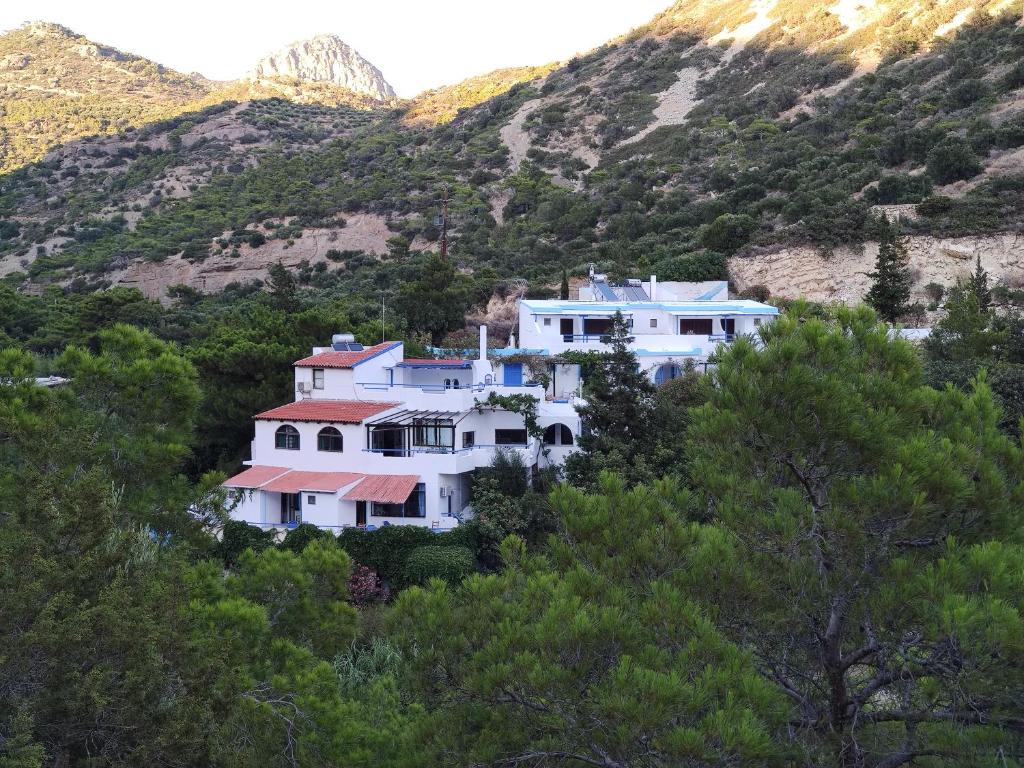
left=0, top=0, right=673, bottom=97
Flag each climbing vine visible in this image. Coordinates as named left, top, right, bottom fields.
left=474, top=391, right=543, bottom=440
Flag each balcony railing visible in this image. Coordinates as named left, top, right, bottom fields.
left=363, top=442, right=532, bottom=458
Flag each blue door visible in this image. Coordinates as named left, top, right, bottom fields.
left=503, top=363, right=523, bottom=386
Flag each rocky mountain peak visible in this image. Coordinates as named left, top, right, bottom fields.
left=248, top=34, right=395, bottom=101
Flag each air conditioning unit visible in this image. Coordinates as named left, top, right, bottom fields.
left=297, top=382, right=311, bottom=394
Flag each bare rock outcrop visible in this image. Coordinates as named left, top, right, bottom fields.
left=729, top=233, right=1024, bottom=308
left=249, top=35, right=395, bottom=100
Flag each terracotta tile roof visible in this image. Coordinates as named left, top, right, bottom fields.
left=343, top=474, right=420, bottom=504
left=294, top=342, right=401, bottom=369
left=224, top=465, right=291, bottom=489
left=255, top=399, right=398, bottom=423
left=262, top=471, right=364, bottom=494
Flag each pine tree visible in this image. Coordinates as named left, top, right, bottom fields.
left=688, top=306, right=1024, bottom=767
left=968, top=253, right=991, bottom=311
left=865, top=225, right=912, bottom=322
left=563, top=312, right=660, bottom=489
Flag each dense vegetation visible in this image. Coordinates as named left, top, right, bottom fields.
left=1, top=7, right=1022, bottom=305
left=3, top=3, right=1024, bottom=765
left=3, top=276, right=1023, bottom=766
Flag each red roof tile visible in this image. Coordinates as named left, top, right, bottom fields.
left=224, top=465, right=291, bottom=489
left=255, top=399, right=398, bottom=423
left=294, top=342, right=401, bottom=369
left=262, top=471, right=364, bottom=494
left=343, top=474, right=420, bottom=504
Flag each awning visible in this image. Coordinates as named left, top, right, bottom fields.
left=262, top=471, right=365, bottom=494
left=224, top=465, right=291, bottom=489
left=343, top=474, right=420, bottom=504
left=365, top=409, right=469, bottom=426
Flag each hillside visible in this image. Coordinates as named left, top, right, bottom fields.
left=0, top=22, right=219, bottom=174
left=1, top=0, right=1023, bottom=310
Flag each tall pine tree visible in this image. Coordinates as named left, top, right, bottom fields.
left=968, top=253, right=991, bottom=311
left=865, top=224, right=912, bottom=322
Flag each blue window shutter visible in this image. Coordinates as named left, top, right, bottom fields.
left=503, top=363, right=523, bottom=386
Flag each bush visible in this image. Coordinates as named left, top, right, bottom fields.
left=866, top=174, right=933, bottom=204
left=699, top=214, right=757, bottom=255
left=347, top=564, right=389, bottom=606
left=279, top=522, right=334, bottom=553
left=337, top=525, right=439, bottom=587
left=654, top=251, right=728, bottom=282
left=403, top=545, right=475, bottom=586
left=216, top=520, right=274, bottom=567
left=926, top=137, right=982, bottom=185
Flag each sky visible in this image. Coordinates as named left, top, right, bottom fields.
left=0, top=0, right=673, bottom=97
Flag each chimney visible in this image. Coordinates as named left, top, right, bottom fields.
left=650, top=275, right=657, bottom=301
left=479, top=325, right=488, bottom=361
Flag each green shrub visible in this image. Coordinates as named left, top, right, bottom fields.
left=926, top=137, right=982, bottom=185
left=403, top=545, right=475, bottom=586
left=337, top=525, right=439, bottom=587
left=699, top=214, right=757, bottom=255
left=279, top=522, right=334, bottom=553
left=216, top=519, right=275, bottom=567
left=866, top=174, right=933, bottom=204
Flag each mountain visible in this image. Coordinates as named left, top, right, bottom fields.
left=0, top=21, right=220, bottom=174
left=248, top=34, right=396, bottom=101
left=1, top=0, right=1023, bottom=309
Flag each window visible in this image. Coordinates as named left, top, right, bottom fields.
left=754, top=318, right=762, bottom=326
left=317, top=426, right=343, bottom=452
left=583, top=317, right=614, bottom=336
left=452, top=378, right=460, bottom=388
left=495, top=428, right=528, bottom=445
left=678, top=318, right=713, bottom=335
left=543, top=423, right=574, bottom=446
left=543, top=317, right=551, bottom=326
left=275, top=424, right=300, bottom=450
left=413, top=418, right=454, bottom=449
left=307, top=495, right=317, bottom=505
left=650, top=318, right=658, bottom=328
left=312, top=368, right=325, bottom=389
left=372, top=483, right=426, bottom=518
left=463, top=431, right=475, bottom=448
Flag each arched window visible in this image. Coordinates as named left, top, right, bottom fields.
left=452, top=378, right=460, bottom=389
left=543, top=423, right=574, bottom=446
left=275, top=424, right=300, bottom=450
left=654, top=363, right=682, bottom=386
left=317, top=426, right=343, bottom=452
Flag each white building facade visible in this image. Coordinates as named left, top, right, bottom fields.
left=225, top=275, right=777, bottom=532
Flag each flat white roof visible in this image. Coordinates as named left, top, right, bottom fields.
left=520, top=299, right=779, bottom=316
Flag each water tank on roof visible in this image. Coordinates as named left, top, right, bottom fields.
left=331, top=333, right=364, bottom=352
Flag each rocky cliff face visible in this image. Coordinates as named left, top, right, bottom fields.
left=248, top=35, right=395, bottom=100
left=729, top=233, right=1024, bottom=307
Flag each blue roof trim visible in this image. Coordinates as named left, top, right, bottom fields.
left=489, top=348, right=549, bottom=357
left=695, top=281, right=729, bottom=301
left=634, top=349, right=702, bottom=357
left=521, top=299, right=778, bottom=315
left=351, top=341, right=403, bottom=367
left=396, top=361, right=472, bottom=369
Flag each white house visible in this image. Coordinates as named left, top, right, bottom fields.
left=224, top=274, right=777, bottom=532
